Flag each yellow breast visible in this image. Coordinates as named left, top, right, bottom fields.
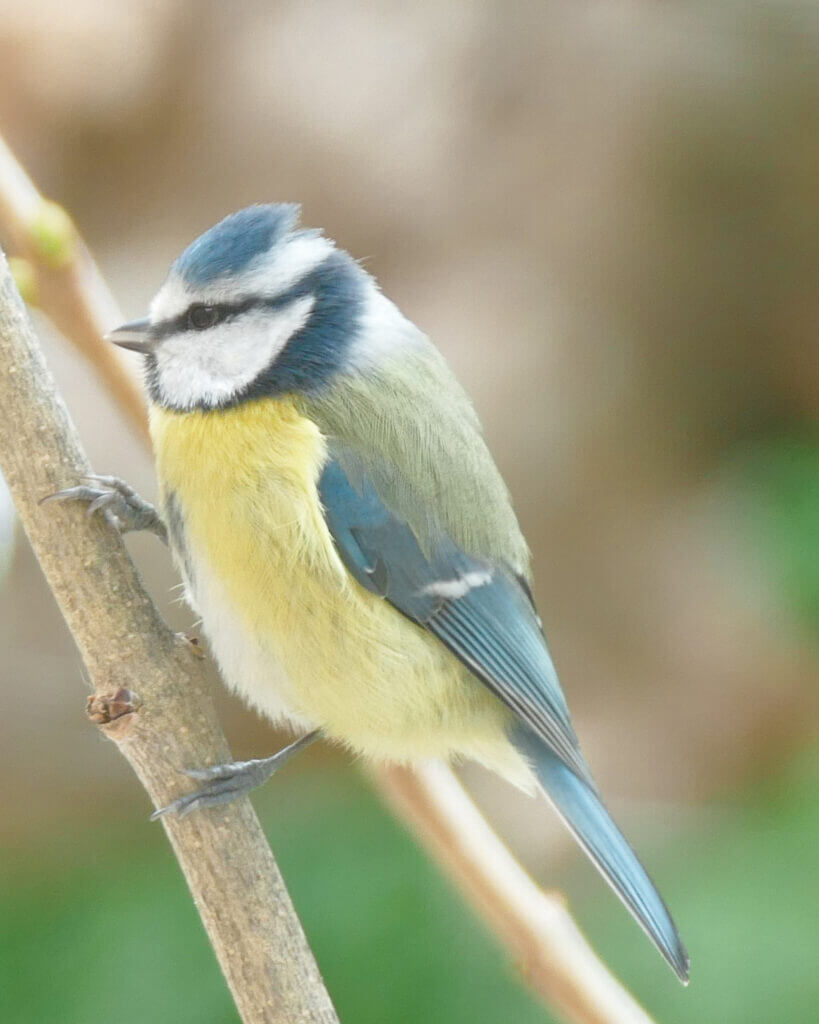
left=149, top=397, right=526, bottom=783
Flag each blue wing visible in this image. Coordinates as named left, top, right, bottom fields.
left=319, top=451, right=690, bottom=982
left=319, top=454, right=591, bottom=783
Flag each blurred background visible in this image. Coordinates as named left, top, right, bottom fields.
left=1, top=2, right=818, bottom=1021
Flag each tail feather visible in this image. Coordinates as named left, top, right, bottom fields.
left=514, top=727, right=690, bottom=983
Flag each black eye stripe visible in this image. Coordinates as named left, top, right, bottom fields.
left=150, top=286, right=312, bottom=340
left=188, top=304, right=220, bottom=330
left=146, top=249, right=362, bottom=410
left=149, top=260, right=330, bottom=341
left=152, top=297, right=258, bottom=339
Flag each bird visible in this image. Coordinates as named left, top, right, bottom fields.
left=51, top=203, right=689, bottom=982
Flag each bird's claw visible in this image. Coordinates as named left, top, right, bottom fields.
left=150, top=731, right=321, bottom=820
left=41, top=475, right=167, bottom=542
left=151, top=761, right=260, bottom=820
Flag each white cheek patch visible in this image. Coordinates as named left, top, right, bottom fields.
left=154, top=295, right=315, bottom=409
left=421, top=570, right=493, bottom=600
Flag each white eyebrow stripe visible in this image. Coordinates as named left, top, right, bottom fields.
left=150, top=276, right=191, bottom=324
left=149, top=234, right=335, bottom=326
left=421, top=570, right=494, bottom=600
left=261, top=233, right=334, bottom=295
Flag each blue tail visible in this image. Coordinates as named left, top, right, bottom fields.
left=514, top=727, right=690, bottom=983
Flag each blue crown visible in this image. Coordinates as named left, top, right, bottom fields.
left=174, top=204, right=300, bottom=286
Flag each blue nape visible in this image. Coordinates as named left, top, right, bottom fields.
left=174, top=204, right=300, bottom=286
left=236, top=249, right=366, bottom=400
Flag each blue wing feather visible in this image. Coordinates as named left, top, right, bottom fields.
left=319, top=452, right=589, bottom=780
left=515, top=726, right=690, bottom=982
left=319, top=450, right=689, bottom=981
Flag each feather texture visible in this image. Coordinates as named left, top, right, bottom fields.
left=317, top=433, right=687, bottom=980
left=149, top=349, right=687, bottom=980
left=143, top=202, right=688, bottom=980
left=514, top=726, right=690, bottom=982
left=318, top=451, right=590, bottom=783
left=149, top=397, right=531, bottom=785
left=297, top=341, right=531, bottom=575
left=304, top=347, right=686, bottom=980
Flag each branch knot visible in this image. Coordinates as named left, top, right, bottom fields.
left=86, top=686, right=142, bottom=735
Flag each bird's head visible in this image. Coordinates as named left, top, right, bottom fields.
left=108, top=204, right=373, bottom=411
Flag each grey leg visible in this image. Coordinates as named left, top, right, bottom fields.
left=42, top=474, right=167, bottom=543
left=151, top=729, right=321, bottom=820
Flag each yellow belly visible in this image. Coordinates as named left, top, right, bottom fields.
left=149, top=398, right=528, bottom=782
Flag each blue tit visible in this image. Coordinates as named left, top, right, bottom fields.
left=93, top=204, right=688, bottom=981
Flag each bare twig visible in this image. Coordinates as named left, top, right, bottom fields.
left=0, top=136, right=147, bottom=441
left=0, top=133, right=656, bottom=1024
left=0, top=250, right=338, bottom=1023
left=381, top=761, right=654, bottom=1024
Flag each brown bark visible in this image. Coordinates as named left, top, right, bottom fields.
left=0, top=248, right=339, bottom=1024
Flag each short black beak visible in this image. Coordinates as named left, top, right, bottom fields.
left=105, top=317, right=153, bottom=353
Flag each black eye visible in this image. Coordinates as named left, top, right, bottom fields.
left=188, top=304, right=219, bottom=330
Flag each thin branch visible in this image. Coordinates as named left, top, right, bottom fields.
left=380, top=761, right=655, bottom=1024
left=0, top=250, right=338, bottom=1023
left=0, top=136, right=147, bottom=441
left=0, top=133, right=657, bottom=1024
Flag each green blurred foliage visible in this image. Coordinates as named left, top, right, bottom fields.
left=0, top=770, right=545, bottom=1024
left=1, top=434, right=818, bottom=1022
left=739, top=437, right=819, bottom=639
left=2, top=747, right=818, bottom=1024
left=576, top=749, right=819, bottom=1024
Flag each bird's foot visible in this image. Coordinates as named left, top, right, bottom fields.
left=151, top=730, right=321, bottom=820
left=42, top=474, right=167, bottom=543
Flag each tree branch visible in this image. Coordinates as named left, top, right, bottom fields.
left=0, top=249, right=338, bottom=1023
left=381, top=761, right=655, bottom=1024
left=0, top=133, right=657, bottom=1024
left=0, top=136, right=148, bottom=442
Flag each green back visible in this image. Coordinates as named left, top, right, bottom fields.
left=297, top=342, right=531, bottom=578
